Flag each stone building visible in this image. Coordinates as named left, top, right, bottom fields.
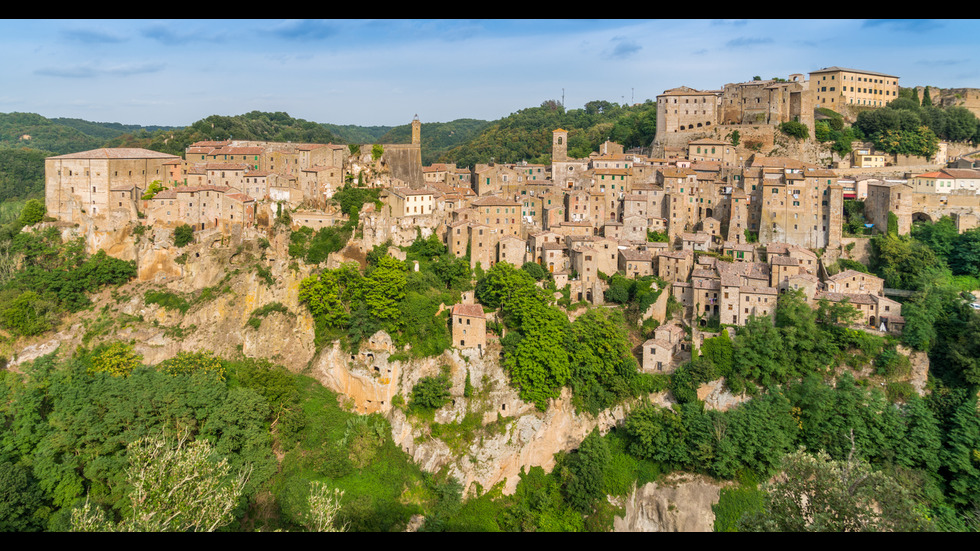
left=383, top=187, right=435, bottom=217
left=809, top=66, right=900, bottom=109
left=451, top=303, right=487, bottom=351
left=655, top=87, right=722, bottom=142
left=45, top=147, right=182, bottom=222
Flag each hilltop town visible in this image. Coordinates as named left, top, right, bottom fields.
left=8, top=65, right=980, bottom=532
left=41, top=67, right=980, bottom=377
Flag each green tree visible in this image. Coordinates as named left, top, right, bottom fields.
left=363, top=255, right=406, bottom=325
left=173, top=224, right=194, bottom=248
left=727, top=130, right=741, bottom=147
left=940, top=396, right=980, bottom=507
left=0, top=461, right=47, bottom=531
left=71, top=432, right=250, bottom=532
left=700, top=330, right=734, bottom=378
left=739, top=446, right=932, bottom=532
left=475, top=261, right=537, bottom=311
left=409, top=370, right=453, bottom=412
left=520, top=261, right=547, bottom=281
left=624, top=404, right=689, bottom=466
left=17, top=199, right=45, bottom=227
left=561, top=428, right=610, bottom=513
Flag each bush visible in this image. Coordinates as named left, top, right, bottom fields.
left=17, top=199, right=45, bottom=226
left=409, top=369, right=452, bottom=412
left=88, top=342, right=143, bottom=377
left=157, top=351, right=226, bottom=380
left=173, top=224, right=194, bottom=247
left=144, top=290, right=190, bottom=314
left=779, top=121, right=809, bottom=139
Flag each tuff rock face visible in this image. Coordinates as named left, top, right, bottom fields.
left=613, top=474, right=725, bottom=532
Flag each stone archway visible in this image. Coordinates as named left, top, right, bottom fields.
left=911, top=212, right=933, bottom=224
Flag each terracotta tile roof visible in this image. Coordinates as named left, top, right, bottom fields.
left=771, top=256, right=799, bottom=266
left=828, top=269, right=879, bottom=282
left=49, top=147, right=181, bottom=160
left=643, top=338, right=673, bottom=349
left=390, top=187, right=434, bottom=197
left=815, top=291, right=876, bottom=305
left=809, top=66, right=899, bottom=79
left=620, top=249, right=654, bottom=261
left=209, top=146, right=264, bottom=155
left=739, top=285, right=778, bottom=295
left=451, top=303, right=486, bottom=318
left=472, top=196, right=520, bottom=206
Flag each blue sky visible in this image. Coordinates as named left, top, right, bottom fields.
left=1, top=19, right=977, bottom=128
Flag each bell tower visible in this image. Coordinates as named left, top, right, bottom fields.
left=552, top=128, right=568, bottom=162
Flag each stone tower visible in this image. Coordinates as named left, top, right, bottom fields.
left=728, top=189, right=749, bottom=243
left=552, top=128, right=568, bottom=162
left=412, top=114, right=421, bottom=146
left=827, top=183, right=843, bottom=249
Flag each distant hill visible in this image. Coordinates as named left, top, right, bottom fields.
left=50, top=118, right=180, bottom=141
left=321, top=124, right=394, bottom=145
left=378, top=119, right=492, bottom=165
left=0, top=112, right=106, bottom=155
left=435, top=99, right=658, bottom=168
left=102, top=111, right=343, bottom=156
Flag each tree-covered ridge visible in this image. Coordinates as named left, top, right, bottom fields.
left=0, top=147, right=49, bottom=202
left=102, top=111, right=343, bottom=157
left=49, top=118, right=178, bottom=141
left=321, top=123, right=395, bottom=145
left=437, top=99, right=658, bottom=167
left=0, top=113, right=105, bottom=156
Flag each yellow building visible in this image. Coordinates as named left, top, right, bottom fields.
left=809, top=67, right=900, bottom=108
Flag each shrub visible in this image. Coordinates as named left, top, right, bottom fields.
left=779, top=121, right=809, bottom=139
left=409, top=368, right=453, bottom=412
left=173, top=224, right=194, bottom=247
left=144, top=290, right=190, bottom=314
left=157, top=351, right=226, bottom=381
left=88, top=342, right=143, bottom=377
left=18, top=199, right=46, bottom=226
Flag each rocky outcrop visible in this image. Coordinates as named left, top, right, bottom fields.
left=698, top=378, right=750, bottom=412
left=613, top=474, right=724, bottom=532
left=305, top=337, right=658, bottom=497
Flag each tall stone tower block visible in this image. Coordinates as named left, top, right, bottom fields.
left=827, top=183, right=843, bottom=249
left=552, top=128, right=568, bottom=162
left=412, top=114, right=421, bottom=145
left=728, top=190, right=749, bottom=243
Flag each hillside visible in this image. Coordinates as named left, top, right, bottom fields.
left=321, top=123, right=394, bottom=144
left=435, top=99, right=658, bottom=167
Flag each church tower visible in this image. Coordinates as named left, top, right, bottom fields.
left=412, top=114, right=421, bottom=145
left=552, top=128, right=568, bottom=162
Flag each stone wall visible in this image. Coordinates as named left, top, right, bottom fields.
left=383, top=144, right=424, bottom=189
